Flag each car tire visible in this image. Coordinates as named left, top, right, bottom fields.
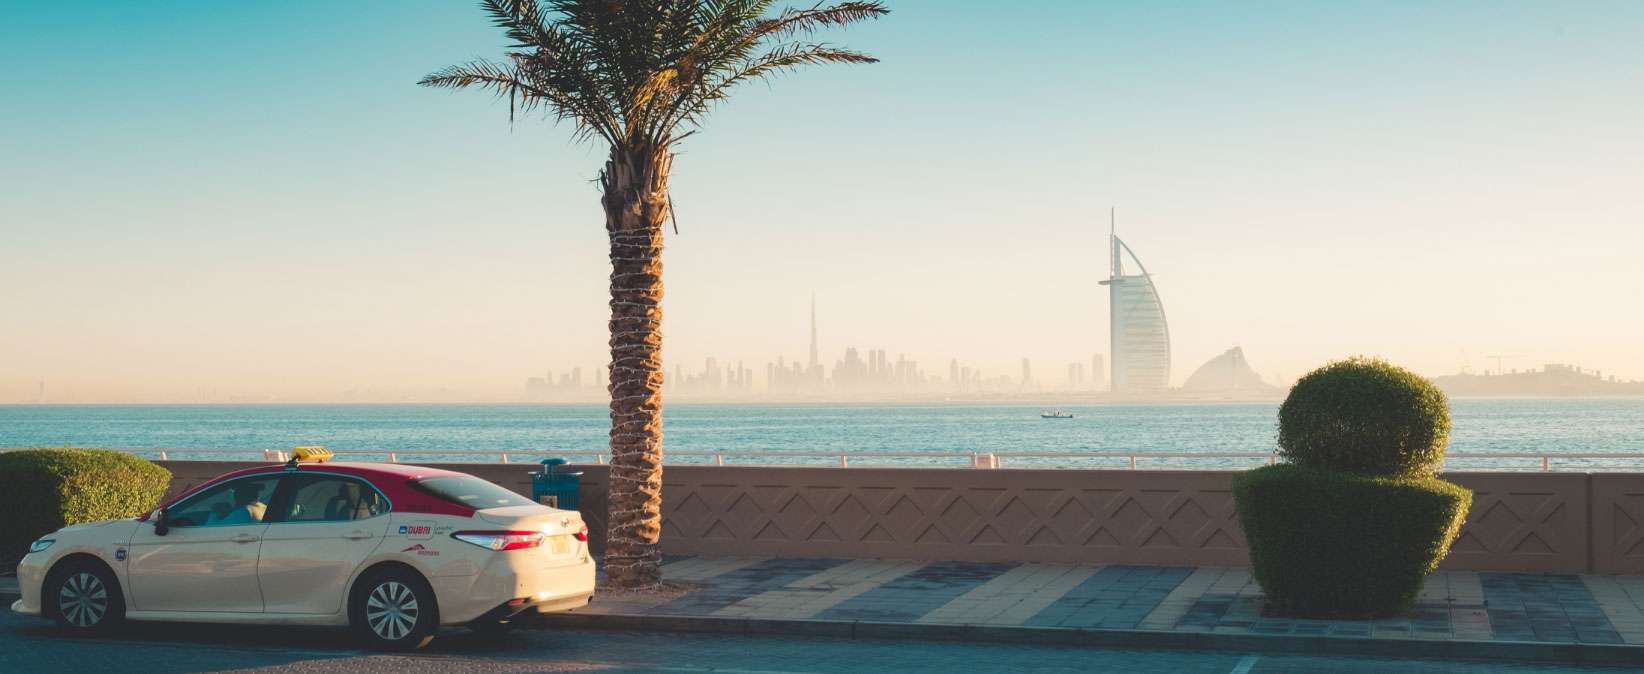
left=349, top=567, right=438, bottom=651
left=45, top=559, right=125, bottom=636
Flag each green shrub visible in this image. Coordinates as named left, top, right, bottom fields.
left=1233, top=464, right=1471, bottom=617
left=0, top=448, right=172, bottom=558
left=1278, top=356, right=1451, bottom=478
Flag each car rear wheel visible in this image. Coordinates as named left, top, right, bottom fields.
left=46, top=559, right=125, bottom=636
left=349, top=568, right=438, bottom=650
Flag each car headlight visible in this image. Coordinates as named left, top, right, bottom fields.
left=28, top=539, right=55, bottom=554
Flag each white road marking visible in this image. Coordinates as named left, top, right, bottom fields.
left=1229, top=654, right=1260, bottom=674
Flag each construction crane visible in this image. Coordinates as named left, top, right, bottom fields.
left=1486, top=354, right=1524, bottom=375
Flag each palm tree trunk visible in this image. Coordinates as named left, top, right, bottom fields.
left=600, top=143, right=672, bottom=590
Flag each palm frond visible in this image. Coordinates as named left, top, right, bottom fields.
left=753, top=2, right=889, bottom=42
left=423, top=0, right=888, bottom=149
left=481, top=0, right=555, bottom=49
left=668, top=43, right=877, bottom=129
left=420, top=59, right=614, bottom=142
left=418, top=60, right=536, bottom=107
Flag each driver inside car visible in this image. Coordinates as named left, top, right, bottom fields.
left=211, top=482, right=268, bottom=525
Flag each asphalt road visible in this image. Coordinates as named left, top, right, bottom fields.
left=0, top=609, right=1633, bottom=673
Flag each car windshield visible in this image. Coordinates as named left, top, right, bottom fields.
left=411, top=475, right=536, bottom=509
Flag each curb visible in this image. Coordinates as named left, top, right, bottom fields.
left=540, top=611, right=1644, bottom=668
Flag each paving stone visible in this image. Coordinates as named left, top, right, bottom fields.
left=814, top=560, right=1015, bottom=623
left=652, top=558, right=850, bottom=616
left=609, top=556, right=1644, bottom=655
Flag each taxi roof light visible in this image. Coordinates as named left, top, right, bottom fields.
left=287, top=445, right=334, bottom=466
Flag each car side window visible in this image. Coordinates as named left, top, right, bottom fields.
left=168, top=476, right=281, bottom=528
left=278, top=476, right=388, bottom=523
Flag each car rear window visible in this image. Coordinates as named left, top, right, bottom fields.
left=410, top=475, right=536, bottom=509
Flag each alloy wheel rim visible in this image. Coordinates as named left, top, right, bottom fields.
left=58, top=572, right=108, bottom=627
left=365, top=581, right=419, bottom=640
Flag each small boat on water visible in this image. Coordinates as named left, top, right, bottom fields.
left=1041, top=410, right=1074, bottom=419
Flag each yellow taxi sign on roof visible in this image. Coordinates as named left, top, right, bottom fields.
left=291, top=446, right=333, bottom=464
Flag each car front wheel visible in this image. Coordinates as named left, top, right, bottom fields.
left=349, top=568, right=438, bottom=650
left=46, top=559, right=125, bottom=636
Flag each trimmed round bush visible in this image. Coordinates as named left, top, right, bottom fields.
left=0, top=448, right=172, bottom=560
left=1278, top=356, right=1451, bottom=478
left=1233, top=464, right=1471, bottom=617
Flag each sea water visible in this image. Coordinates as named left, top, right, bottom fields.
left=2, top=399, right=1641, bottom=470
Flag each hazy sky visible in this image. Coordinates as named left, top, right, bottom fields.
left=3, top=1, right=1641, bottom=403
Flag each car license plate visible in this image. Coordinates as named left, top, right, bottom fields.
left=549, top=536, right=570, bottom=554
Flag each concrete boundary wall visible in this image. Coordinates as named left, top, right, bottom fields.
left=152, top=461, right=1644, bottom=574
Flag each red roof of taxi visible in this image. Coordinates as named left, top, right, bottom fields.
left=157, top=460, right=484, bottom=518
left=202, top=461, right=472, bottom=485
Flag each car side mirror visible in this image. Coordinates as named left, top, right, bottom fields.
left=153, top=508, right=170, bottom=537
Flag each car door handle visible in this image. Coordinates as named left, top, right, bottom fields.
left=231, top=534, right=260, bottom=544
left=342, top=531, right=374, bottom=540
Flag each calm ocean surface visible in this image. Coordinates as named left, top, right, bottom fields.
left=1, top=399, right=1641, bottom=470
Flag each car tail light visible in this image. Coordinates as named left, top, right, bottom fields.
left=574, top=523, right=588, bottom=542
left=452, top=530, right=544, bottom=551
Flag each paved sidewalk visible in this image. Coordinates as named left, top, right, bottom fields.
left=9, top=560, right=1644, bottom=663
left=553, top=556, right=1644, bottom=665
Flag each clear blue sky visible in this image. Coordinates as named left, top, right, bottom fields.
left=3, top=1, right=1641, bottom=401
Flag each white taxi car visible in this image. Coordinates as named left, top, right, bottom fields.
left=10, top=448, right=595, bottom=649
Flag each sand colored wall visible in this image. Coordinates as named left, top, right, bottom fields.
left=153, top=461, right=1644, bottom=574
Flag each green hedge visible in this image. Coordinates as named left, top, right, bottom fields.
left=0, top=448, right=172, bottom=558
left=1277, top=356, right=1451, bottom=478
left=1233, top=464, right=1471, bottom=617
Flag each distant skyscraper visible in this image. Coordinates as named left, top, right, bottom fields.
left=1099, top=212, right=1171, bottom=393
left=1021, top=358, right=1032, bottom=386
left=1092, top=354, right=1106, bottom=391
left=524, top=377, right=548, bottom=398
left=809, top=294, right=819, bottom=370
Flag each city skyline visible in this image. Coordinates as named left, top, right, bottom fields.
left=9, top=278, right=1644, bottom=403
left=11, top=330, right=1642, bottom=404
left=7, top=272, right=1642, bottom=403
left=3, top=1, right=1643, bottom=403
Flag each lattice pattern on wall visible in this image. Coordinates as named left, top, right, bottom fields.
left=1593, top=476, right=1644, bottom=574
left=152, top=461, right=1640, bottom=573
left=1440, top=474, right=1587, bottom=572
left=651, top=468, right=1249, bottom=565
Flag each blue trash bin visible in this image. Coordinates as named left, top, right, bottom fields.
left=531, top=458, right=583, bottom=510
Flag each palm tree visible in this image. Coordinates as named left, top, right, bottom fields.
left=420, top=0, right=887, bottom=589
